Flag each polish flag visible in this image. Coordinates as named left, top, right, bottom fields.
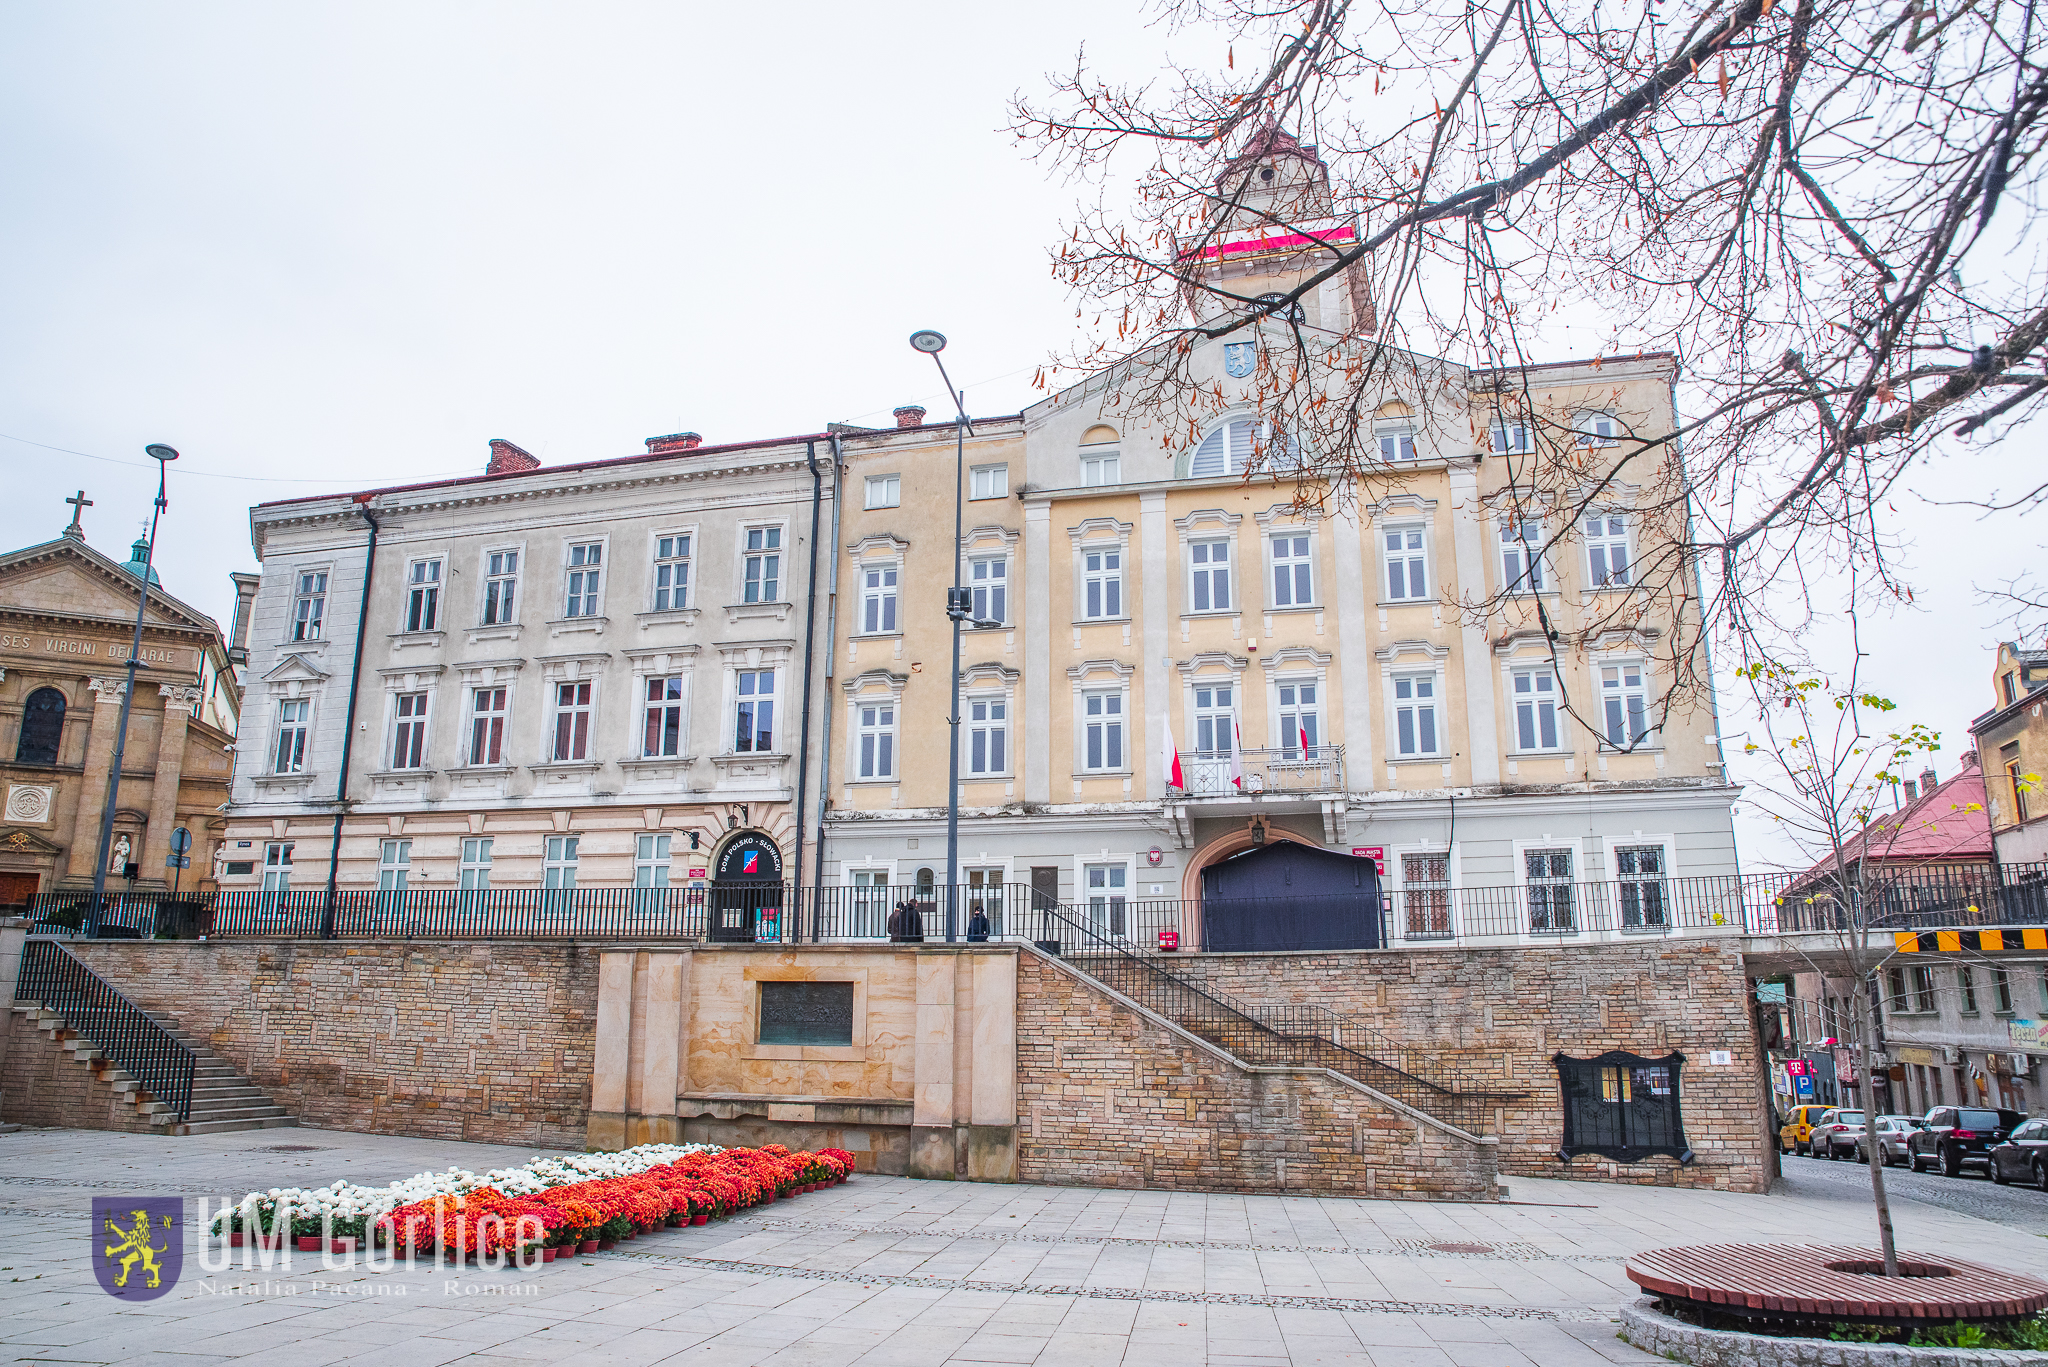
left=1162, top=721, right=1185, bottom=790
left=1298, top=721, right=1312, bottom=757
left=1230, top=722, right=1245, bottom=789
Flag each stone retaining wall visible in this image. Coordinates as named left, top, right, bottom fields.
left=1619, top=1298, right=2048, bottom=1367
left=0, top=1007, right=163, bottom=1132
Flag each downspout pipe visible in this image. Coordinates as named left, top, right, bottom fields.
left=322, top=499, right=379, bottom=937
left=811, top=434, right=845, bottom=935
left=793, top=440, right=823, bottom=939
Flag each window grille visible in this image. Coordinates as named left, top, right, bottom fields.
left=1555, top=1051, right=1692, bottom=1162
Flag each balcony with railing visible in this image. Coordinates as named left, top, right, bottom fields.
left=1175, top=745, right=1343, bottom=797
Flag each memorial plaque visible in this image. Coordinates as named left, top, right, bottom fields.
left=758, top=981, right=854, bottom=1046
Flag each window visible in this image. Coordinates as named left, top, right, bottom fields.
left=653, top=535, right=690, bottom=611
left=643, top=676, right=686, bottom=757
left=292, top=570, right=327, bottom=641
left=482, top=551, right=518, bottom=624
left=735, top=670, right=775, bottom=752
left=1995, top=967, right=2015, bottom=1014
left=864, top=475, right=900, bottom=509
left=543, top=836, right=579, bottom=909
left=13, top=687, right=64, bottom=765
left=459, top=837, right=492, bottom=909
left=391, top=692, right=429, bottom=769
left=1081, top=445, right=1120, bottom=486
left=968, top=698, right=1007, bottom=775
left=1557, top=1052, right=1687, bottom=1160
left=1083, top=691, right=1125, bottom=771
left=1500, top=519, right=1545, bottom=593
left=470, top=687, right=507, bottom=765
left=1383, top=526, right=1428, bottom=601
left=1526, top=848, right=1575, bottom=932
left=743, top=528, right=781, bottom=603
left=1489, top=420, right=1532, bottom=454
left=1913, top=964, right=1938, bottom=1013
left=1190, top=417, right=1258, bottom=477
left=563, top=543, right=602, bottom=618
left=1278, top=682, right=1319, bottom=759
left=2005, top=673, right=2021, bottom=706
left=635, top=834, right=672, bottom=889
left=970, top=464, right=1008, bottom=500
left=1513, top=668, right=1561, bottom=751
left=405, top=559, right=441, bottom=632
left=378, top=839, right=411, bottom=891
left=1615, top=845, right=1667, bottom=929
left=273, top=699, right=310, bottom=774
left=2005, top=742, right=2030, bottom=824
left=1601, top=663, right=1649, bottom=747
left=1192, top=684, right=1233, bottom=756
left=1084, top=863, right=1127, bottom=938
left=1189, top=540, right=1232, bottom=612
left=1393, top=674, right=1439, bottom=757
left=1376, top=421, right=1417, bottom=462
left=1576, top=411, right=1620, bottom=445
left=967, top=867, right=1005, bottom=936
left=1402, top=853, right=1452, bottom=938
left=551, top=681, right=592, bottom=761
left=861, top=566, right=898, bottom=634
left=970, top=556, right=1007, bottom=624
left=1271, top=534, right=1313, bottom=607
left=1886, top=968, right=1908, bottom=1014
left=1585, top=515, right=1630, bottom=587
left=857, top=702, right=896, bottom=779
left=261, top=841, right=293, bottom=892
left=1082, top=549, right=1123, bottom=619
left=1960, top=966, right=1980, bottom=1015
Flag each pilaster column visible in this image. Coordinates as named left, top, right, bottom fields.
left=1447, top=464, right=1503, bottom=787
left=1139, top=492, right=1170, bottom=798
left=141, top=684, right=202, bottom=876
left=1022, top=503, right=1052, bottom=804
left=64, top=678, right=127, bottom=880
left=1327, top=488, right=1375, bottom=790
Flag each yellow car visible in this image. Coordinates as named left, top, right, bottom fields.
left=1780, top=1104, right=1833, bottom=1156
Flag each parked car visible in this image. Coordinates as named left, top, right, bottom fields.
left=1779, top=1104, right=1834, bottom=1156
left=1855, top=1115, right=1923, bottom=1166
left=1989, top=1117, right=2048, bottom=1187
left=1813, top=1109, right=1867, bottom=1160
left=1906, top=1106, right=2027, bottom=1176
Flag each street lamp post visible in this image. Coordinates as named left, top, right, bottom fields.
left=86, top=443, right=179, bottom=936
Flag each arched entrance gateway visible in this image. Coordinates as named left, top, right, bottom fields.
left=708, top=831, right=784, bottom=942
left=1195, top=839, right=1382, bottom=952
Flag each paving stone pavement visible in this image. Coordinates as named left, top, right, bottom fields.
left=2, top=1128, right=2046, bottom=1366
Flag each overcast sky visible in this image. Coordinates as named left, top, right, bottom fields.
left=1, top=2, right=2022, bottom=872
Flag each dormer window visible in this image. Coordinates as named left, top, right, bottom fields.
left=1576, top=411, right=1620, bottom=446
left=1189, top=416, right=1299, bottom=478
left=1376, top=421, right=1418, bottom=462
left=1253, top=292, right=1304, bottom=323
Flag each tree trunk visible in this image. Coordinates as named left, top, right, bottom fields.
left=1858, top=975, right=1900, bottom=1276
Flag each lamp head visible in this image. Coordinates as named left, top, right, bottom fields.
left=909, top=330, right=948, bottom=354
left=144, top=444, right=179, bottom=463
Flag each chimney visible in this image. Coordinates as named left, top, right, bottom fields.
left=1921, top=765, right=1940, bottom=794
left=645, top=432, right=703, bottom=454
left=227, top=571, right=260, bottom=667
left=486, top=439, right=541, bottom=476
left=893, top=406, right=927, bottom=429
left=1904, top=780, right=1918, bottom=802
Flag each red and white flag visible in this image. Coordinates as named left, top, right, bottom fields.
left=1298, top=721, right=1312, bottom=757
left=1162, top=720, right=1184, bottom=790
left=1230, top=721, right=1245, bottom=789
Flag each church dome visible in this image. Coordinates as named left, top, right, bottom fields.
left=120, top=536, right=161, bottom=586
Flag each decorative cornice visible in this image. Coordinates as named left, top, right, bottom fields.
left=1176, top=651, right=1250, bottom=676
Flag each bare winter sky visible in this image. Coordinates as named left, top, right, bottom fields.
left=0, top=2, right=2022, bottom=870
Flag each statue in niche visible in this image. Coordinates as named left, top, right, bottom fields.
left=110, top=833, right=132, bottom=873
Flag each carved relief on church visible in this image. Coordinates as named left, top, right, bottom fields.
left=4, top=784, right=56, bottom=825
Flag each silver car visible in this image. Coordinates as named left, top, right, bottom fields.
left=1855, top=1114, right=1923, bottom=1166
left=1814, top=1108, right=1867, bottom=1159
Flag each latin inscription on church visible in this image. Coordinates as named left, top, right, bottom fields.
left=0, top=633, right=192, bottom=671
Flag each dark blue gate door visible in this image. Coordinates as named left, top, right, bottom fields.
left=1200, top=843, right=1382, bottom=951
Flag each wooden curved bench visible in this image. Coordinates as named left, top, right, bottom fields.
left=1626, top=1244, right=2048, bottom=1326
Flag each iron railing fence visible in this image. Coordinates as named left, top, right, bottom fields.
left=15, top=939, right=195, bottom=1121
left=1176, top=745, right=1345, bottom=795
left=1755, top=861, right=2048, bottom=934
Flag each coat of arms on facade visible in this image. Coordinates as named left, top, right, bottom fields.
left=92, top=1197, right=182, bottom=1300
left=1223, top=342, right=1256, bottom=377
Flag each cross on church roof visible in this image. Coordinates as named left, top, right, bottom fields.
left=63, top=490, right=92, bottom=540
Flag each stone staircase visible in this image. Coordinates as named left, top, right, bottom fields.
left=20, top=1003, right=296, bottom=1136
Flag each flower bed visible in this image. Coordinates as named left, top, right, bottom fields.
left=211, top=1142, right=854, bottom=1264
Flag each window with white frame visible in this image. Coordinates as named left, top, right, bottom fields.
left=1082, top=690, right=1125, bottom=771
left=1376, top=420, right=1418, bottom=462
left=1512, top=667, right=1562, bottom=750
left=1082, top=548, right=1123, bottom=619
left=857, top=701, right=896, bottom=779
left=1526, top=847, right=1575, bottom=931
left=968, top=697, right=1007, bottom=775
left=970, top=555, right=1007, bottom=624
left=551, top=681, right=593, bottom=761
left=1600, top=662, right=1649, bottom=747
left=1615, top=845, right=1667, bottom=929
left=1190, top=417, right=1258, bottom=477
left=482, top=550, right=518, bottom=625
left=1383, top=525, right=1428, bottom=601
left=1585, top=514, right=1630, bottom=588
left=966, top=867, right=1005, bottom=934
left=459, top=837, right=492, bottom=890
left=643, top=676, right=686, bottom=757
left=864, top=475, right=900, bottom=509
left=1402, top=852, right=1451, bottom=937
left=653, top=534, right=690, bottom=611
left=291, top=570, right=327, bottom=642
left=1500, top=518, right=1546, bottom=593
left=391, top=692, right=429, bottom=769
left=404, top=559, right=441, bottom=632
left=1084, top=862, right=1128, bottom=937
left=1188, top=539, right=1232, bottom=612
left=1392, top=673, right=1439, bottom=757
left=1186, top=684, right=1229, bottom=762
left=1081, top=444, right=1120, bottom=486
left=1277, top=681, right=1319, bottom=758
left=860, top=565, right=898, bottom=634
left=1271, top=533, right=1313, bottom=607
left=734, top=669, right=775, bottom=752
left=273, top=698, right=310, bottom=773
left=743, top=527, right=781, bottom=602
left=635, top=833, right=672, bottom=889
left=543, top=835, right=578, bottom=890
left=262, top=841, right=293, bottom=891
left=1489, top=420, right=1533, bottom=454
left=563, top=543, right=602, bottom=618
left=378, top=838, right=410, bottom=891
left=469, top=686, right=507, bottom=765
left=970, top=464, right=1008, bottom=500
left=1575, top=411, right=1620, bottom=445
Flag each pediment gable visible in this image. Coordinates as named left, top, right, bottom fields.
left=0, top=827, right=64, bottom=857
left=0, top=540, right=216, bottom=634
left=262, top=652, right=331, bottom=684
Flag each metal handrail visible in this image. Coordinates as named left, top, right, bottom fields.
left=15, top=939, right=196, bottom=1121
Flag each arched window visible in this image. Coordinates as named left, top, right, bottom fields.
left=14, top=688, right=64, bottom=766
left=1189, top=416, right=1300, bottom=478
